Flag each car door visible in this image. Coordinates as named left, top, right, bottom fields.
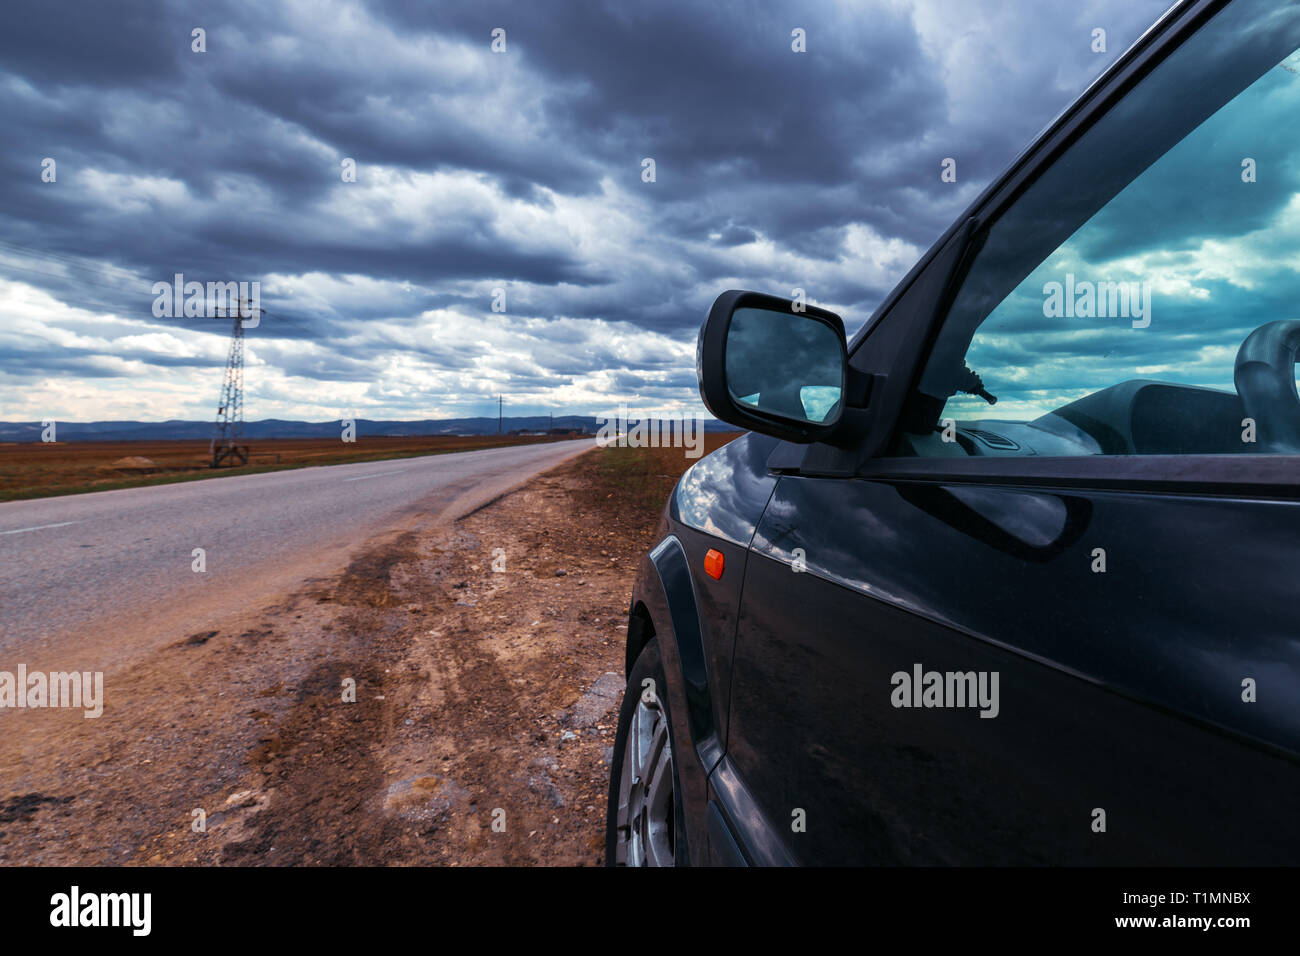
left=711, top=0, right=1300, bottom=866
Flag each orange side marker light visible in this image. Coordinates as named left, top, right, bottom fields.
left=704, top=549, right=725, bottom=580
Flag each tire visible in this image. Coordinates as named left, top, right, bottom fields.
left=605, top=638, right=689, bottom=866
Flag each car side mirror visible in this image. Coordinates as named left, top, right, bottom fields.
left=697, top=290, right=848, bottom=443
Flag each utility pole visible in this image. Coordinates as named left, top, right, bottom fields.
left=498, top=395, right=503, bottom=434
left=210, top=297, right=260, bottom=467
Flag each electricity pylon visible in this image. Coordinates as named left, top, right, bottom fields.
left=210, top=301, right=261, bottom=468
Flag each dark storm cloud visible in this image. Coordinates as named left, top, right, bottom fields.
left=0, top=2, right=181, bottom=87
left=0, top=0, right=1175, bottom=418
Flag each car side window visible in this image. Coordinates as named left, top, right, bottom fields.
left=895, top=0, right=1300, bottom=458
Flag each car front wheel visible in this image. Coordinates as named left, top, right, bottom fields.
left=606, top=638, right=685, bottom=866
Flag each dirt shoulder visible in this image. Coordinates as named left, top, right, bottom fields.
left=0, top=438, right=733, bottom=866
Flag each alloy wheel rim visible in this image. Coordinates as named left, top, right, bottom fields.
left=615, top=689, right=675, bottom=865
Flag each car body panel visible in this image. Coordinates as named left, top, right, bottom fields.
left=663, top=431, right=780, bottom=751
left=723, top=474, right=1300, bottom=865
left=624, top=432, right=779, bottom=863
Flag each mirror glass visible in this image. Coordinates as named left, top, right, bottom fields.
left=725, top=306, right=845, bottom=425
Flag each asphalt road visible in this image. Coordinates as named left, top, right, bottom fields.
left=0, top=439, right=591, bottom=660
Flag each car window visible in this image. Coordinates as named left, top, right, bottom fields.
left=894, top=0, right=1300, bottom=458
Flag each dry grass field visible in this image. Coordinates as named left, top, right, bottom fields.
left=0, top=434, right=568, bottom=502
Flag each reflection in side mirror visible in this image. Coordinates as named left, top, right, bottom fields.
left=726, top=307, right=845, bottom=426
left=697, top=290, right=849, bottom=444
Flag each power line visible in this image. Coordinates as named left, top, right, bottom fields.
left=0, top=268, right=293, bottom=328
left=0, top=238, right=289, bottom=303
left=0, top=237, right=150, bottom=285
left=0, top=260, right=148, bottom=298
left=0, top=239, right=293, bottom=324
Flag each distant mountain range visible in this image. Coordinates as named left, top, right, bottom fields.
left=0, top=415, right=734, bottom=442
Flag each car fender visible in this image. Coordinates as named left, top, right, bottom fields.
left=627, top=535, right=720, bottom=866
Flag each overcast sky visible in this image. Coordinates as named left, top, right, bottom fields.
left=0, top=0, right=1173, bottom=423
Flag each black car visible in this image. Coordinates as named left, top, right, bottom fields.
left=606, top=0, right=1300, bottom=866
